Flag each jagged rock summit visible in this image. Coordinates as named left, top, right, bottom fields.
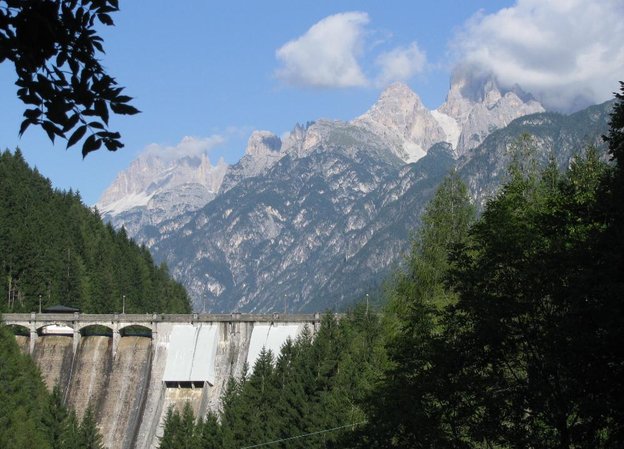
left=96, top=145, right=228, bottom=236
left=439, top=69, right=545, bottom=156
left=99, top=77, right=544, bottom=241
left=219, top=130, right=284, bottom=194
left=353, top=82, right=450, bottom=162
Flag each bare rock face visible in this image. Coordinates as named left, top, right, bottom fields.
left=439, top=70, right=545, bottom=156
left=96, top=152, right=228, bottom=238
left=96, top=75, right=580, bottom=314
left=219, top=131, right=283, bottom=194
left=353, top=82, right=448, bottom=162
left=246, top=130, right=282, bottom=157
left=98, top=79, right=544, bottom=243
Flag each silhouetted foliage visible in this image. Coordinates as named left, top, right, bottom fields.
left=0, top=0, right=139, bottom=156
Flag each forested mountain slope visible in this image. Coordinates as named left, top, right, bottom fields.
left=0, top=149, right=190, bottom=314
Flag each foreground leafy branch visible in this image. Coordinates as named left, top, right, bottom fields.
left=0, top=0, right=139, bottom=156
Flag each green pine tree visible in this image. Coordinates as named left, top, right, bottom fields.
left=78, top=404, right=105, bottom=449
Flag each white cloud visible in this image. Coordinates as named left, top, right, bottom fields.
left=375, top=42, right=427, bottom=87
left=275, top=12, right=370, bottom=88
left=143, top=135, right=225, bottom=161
left=453, top=0, right=624, bottom=111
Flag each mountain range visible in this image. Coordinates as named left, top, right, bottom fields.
left=97, top=74, right=611, bottom=312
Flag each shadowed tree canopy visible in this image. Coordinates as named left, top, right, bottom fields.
left=0, top=0, right=139, bottom=156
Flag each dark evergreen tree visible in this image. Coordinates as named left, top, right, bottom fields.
left=43, top=386, right=69, bottom=449
left=357, top=171, right=475, bottom=448
left=78, top=404, right=104, bottom=449
left=62, top=411, right=81, bottom=449
left=199, top=413, right=222, bottom=449
left=0, top=324, right=51, bottom=449
left=595, top=81, right=624, bottom=446
left=158, top=407, right=181, bottom=449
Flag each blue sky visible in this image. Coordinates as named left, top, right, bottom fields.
left=1, top=0, right=622, bottom=205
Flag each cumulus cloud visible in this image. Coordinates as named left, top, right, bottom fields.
left=143, top=135, right=225, bottom=161
left=375, top=42, right=427, bottom=87
left=453, top=0, right=624, bottom=111
left=275, top=12, right=370, bottom=88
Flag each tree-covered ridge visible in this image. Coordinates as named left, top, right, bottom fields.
left=0, top=149, right=190, bottom=313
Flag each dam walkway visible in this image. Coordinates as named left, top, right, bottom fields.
left=1, top=312, right=322, bottom=354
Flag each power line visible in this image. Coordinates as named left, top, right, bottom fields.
left=239, top=421, right=367, bottom=449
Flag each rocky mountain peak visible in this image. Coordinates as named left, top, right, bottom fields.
left=352, top=83, right=447, bottom=162
left=363, top=81, right=426, bottom=122
left=245, top=130, right=282, bottom=157
left=438, top=68, right=545, bottom=156
left=379, top=81, right=425, bottom=107
left=96, top=149, right=228, bottom=234
left=219, top=131, right=288, bottom=194
left=353, top=82, right=447, bottom=163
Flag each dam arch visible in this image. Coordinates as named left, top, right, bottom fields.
left=79, top=324, right=113, bottom=337
left=7, top=323, right=30, bottom=335
left=119, top=324, right=153, bottom=338
left=37, top=323, right=74, bottom=335
left=7, top=324, right=30, bottom=353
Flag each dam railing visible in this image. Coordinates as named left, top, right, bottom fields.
left=1, top=312, right=323, bottom=324
left=1, top=312, right=324, bottom=355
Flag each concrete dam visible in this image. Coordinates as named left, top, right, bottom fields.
left=3, top=312, right=320, bottom=449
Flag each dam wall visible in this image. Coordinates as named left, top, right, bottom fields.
left=32, top=334, right=74, bottom=393
left=67, top=335, right=113, bottom=418
left=3, top=313, right=321, bottom=449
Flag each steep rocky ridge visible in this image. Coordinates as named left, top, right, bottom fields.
left=150, top=120, right=408, bottom=311
left=96, top=78, right=612, bottom=313
left=219, top=130, right=284, bottom=194
left=352, top=82, right=449, bottom=162
left=457, top=100, right=613, bottom=209
left=97, top=151, right=227, bottom=237
left=101, top=79, right=544, bottom=242
left=439, top=70, right=545, bottom=156
left=149, top=101, right=611, bottom=312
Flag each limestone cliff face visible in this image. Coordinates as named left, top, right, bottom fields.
left=99, top=78, right=543, bottom=242
left=96, top=151, right=228, bottom=237
left=219, top=130, right=284, bottom=194
left=148, top=101, right=611, bottom=313
left=352, top=82, right=449, bottom=162
left=438, top=70, right=545, bottom=156
left=150, top=122, right=434, bottom=312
